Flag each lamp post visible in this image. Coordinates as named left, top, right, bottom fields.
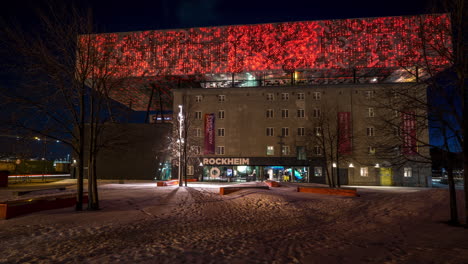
left=178, top=105, right=183, bottom=186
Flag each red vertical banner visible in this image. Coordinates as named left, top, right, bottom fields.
left=338, top=112, right=352, bottom=154
left=402, top=112, right=417, bottom=155
left=204, top=113, right=215, bottom=154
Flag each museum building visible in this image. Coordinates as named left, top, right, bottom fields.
left=84, top=13, right=451, bottom=186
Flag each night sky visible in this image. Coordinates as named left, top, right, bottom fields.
left=2, top=0, right=435, bottom=33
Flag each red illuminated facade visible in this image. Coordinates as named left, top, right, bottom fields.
left=81, top=13, right=451, bottom=110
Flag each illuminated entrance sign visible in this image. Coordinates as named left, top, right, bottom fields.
left=203, top=158, right=250, bottom=165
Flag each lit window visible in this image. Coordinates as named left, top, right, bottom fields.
left=195, top=128, right=201, bottom=137
left=313, top=108, right=321, bottom=118
left=217, top=128, right=225, bottom=137
left=313, top=92, right=321, bottom=100
left=297, top=93, right=305, bottom=100
left=368, top=146, right=376, bottom=155
left=216, top=146, right=225, bottom=155
left=218, top=110, right=225, bottom=119
left=281, top=109, right=289, bottom=118
left=368, top=108, right=375, bottom=117
left=297, top=127, right=305, bottom=136
left=360, top=167, right=369, bottom=177
left=266, top=109, right=274, bottom=118
left=314, top=167, right=322, bottom=177
left=281, top=127, right=289, bottom=137
left=314, top=146, right=322, bottom=155
left=266, top=127, right=274, bottom=136
left=281, top=93, right=289, bottom=100
left=367, top=127, right=374, bottom=136
left=282, top=145, right=290, bottom=155
left=195, top=95, right=202, bottom=102
left=266, top=93, right=274, bottom=101
left=314, top=127, right=322, bottom=136
left=404, top=167, right=412, bottom=177
left=218, top=95, right=226, bottom=102
left=195, top=111, right=202, bottom=119
left=187, top=165, right=194, bottom=175
left=267, top=146, right=274, bottom=155
left=297, top=109, right=305, bottom=118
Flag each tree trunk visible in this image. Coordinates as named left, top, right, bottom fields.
left=446, top=164, right=459, bottom=225
left=76, top=86, right=85, bottom=211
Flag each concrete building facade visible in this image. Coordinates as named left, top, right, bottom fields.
left=173, top=82, right=431, bottom=187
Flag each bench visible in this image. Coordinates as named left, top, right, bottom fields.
left=14, top=187, right=67, bottom=196
left=156, top=180, right=179, bottom=186
left=156, top=178, right=198, bottom=186
left=264, top=180, right=280, bottom=187
left=297, top=186, right=359, bottom=197
left=219, top=186, right=269, bottom=195
left=0, top=194, right=89, bottom=219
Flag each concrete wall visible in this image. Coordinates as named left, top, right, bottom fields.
left=86, top=123, right=171, bottom=180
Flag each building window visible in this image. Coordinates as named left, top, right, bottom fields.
left=297, top=127, right=305, bottom=136
left=297, top=109, right=305, bottom=118
left=195, top=128, right=202, bottom=137
left=281, top=109, right=289, bottom=118
left=281, top=93, right=289, bottom=100
left=217, top=128, right=225, bottom=137
left=192, top=146, right=201, bottom=154
left=368, top=108, right=375, bottom=117
left=313, top=92, right=321, bottom=100
left=195, top=111, right=202, bottom=119
left=314, top=167, right=323, bottom=177
left=266, top=93, right=274, bottom=101
left=267, top=146, right=274, bottom=155
left=281, top=127, right=289, bottom=137
left=394, top=110, right=399, bottom=118
left=187, top=165, right=194, bottom=175
left=368, top=146, right=376, bottom=155
left=266, top=109, right=274, bottom=118
left=314, top=127, right=322, bottom=136
left=297, top=93, right=305, bottom=100
left=365, top=90, right=374, bottom=99
left=313, top=108, right=321, bottom=118
left=195, top=95, right=202, bottom=102
left=297, top=146, right=306, bottom=160
left=360, top=167, right=369, bottom=177
left=282, top=145, right=290, bottom=155
left=218, top=110, right=225, bottom=119
left=216, top=146, right=225, bottom=155
left=314, top=146, right=322, bottom=155
left=266, top=127, right=274, bottom=136
left=367, top=127, right=375, bottom=136
left=404, top=167, right=412, bottom=177
left=218, top=95, right=226, bottom=102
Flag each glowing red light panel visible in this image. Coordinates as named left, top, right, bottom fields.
left=81, top=13, right=451, bottom=77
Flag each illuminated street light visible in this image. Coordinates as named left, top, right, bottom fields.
left=178, top=105, right=183, bottom=185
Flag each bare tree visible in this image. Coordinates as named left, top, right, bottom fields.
left=0, top=3, right=131, bottom=210
left=307, top=102, right=353, bottom=188
left=371, top=1, right=466, bottom=224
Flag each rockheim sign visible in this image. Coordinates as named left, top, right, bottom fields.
left=202, top=158, right=250, bottom=166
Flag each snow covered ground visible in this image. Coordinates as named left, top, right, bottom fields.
left=0, top=180, right=467, bottom=263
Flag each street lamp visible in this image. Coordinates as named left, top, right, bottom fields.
left=178, top=105, right=183, bottom=185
